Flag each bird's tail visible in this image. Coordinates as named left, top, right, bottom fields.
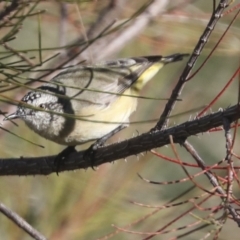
left=136, top=54, right=189, bottom=64
left=160, top=53, right=190, bottom=64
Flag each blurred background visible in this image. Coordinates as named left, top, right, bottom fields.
left=0, top=0, right=240, bottom=239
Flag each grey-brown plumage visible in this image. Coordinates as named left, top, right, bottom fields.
left=5, top=54, right=188, bottom=146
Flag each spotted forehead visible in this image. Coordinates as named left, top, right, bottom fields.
left=22, top=91, right=41, bottom=103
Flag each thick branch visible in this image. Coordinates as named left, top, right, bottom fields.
left=0, top=104, right=239, bottom=176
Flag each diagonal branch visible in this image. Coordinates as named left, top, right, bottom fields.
left=152, top=0, right=229, bottom=131
left=0, top=104, right=240, bottom=176
left=0, top=0, right=19, bottom=20
left=0, top=202, right=47, bottom=240
left=31, top=0, right=128, bottom=81
left=183, top=140, right=240, bottom=227
left=98, top=0, right=169, bottom=60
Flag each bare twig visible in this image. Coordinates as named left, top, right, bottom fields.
left=152, top=0, right=229, bottom=131
left=0, top=0, right=19, bottom=20
left=31, top=0, right=128, bottom=81
left=223, top=118, right=234, bottom=203
left=98, top=0, right=169, bottom=60
left=142, top=193, right=213, bottom=240
left=2, top=43, right=34, bottom=66
left=0, top=202, right=47, bottom=240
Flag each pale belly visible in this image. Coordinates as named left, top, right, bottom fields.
left=63, top=92, right=138, bottom=145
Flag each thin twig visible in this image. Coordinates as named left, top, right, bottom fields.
left=0, top=0, right=19, bottom=20
left=223, top=118, right=234, bottom=203
left=98, top=0, right=169, bottom=60
left=183, top=140, right=240, bottom=227
left=0, top=202, right=47, bottom=240
left=152, top=0, right=229, bottom=131
left=2, top=43, right=34, bottom=66
left=30, top=0, right=128, bottom=81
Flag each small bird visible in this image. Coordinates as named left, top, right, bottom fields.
left=5, top=54, right=188, bottom=166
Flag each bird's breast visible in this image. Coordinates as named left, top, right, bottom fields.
left=63, top=89, right=138, bottom=145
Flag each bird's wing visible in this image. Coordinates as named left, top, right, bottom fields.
left=35, top=54, right=188, bottom=116
left=47, top=57, right=159, bottom=108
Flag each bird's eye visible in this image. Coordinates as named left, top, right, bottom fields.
left=39, top=103, right=45, bottom=109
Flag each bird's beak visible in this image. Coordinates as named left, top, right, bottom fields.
left=3, top=112, right=19, bottom=121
